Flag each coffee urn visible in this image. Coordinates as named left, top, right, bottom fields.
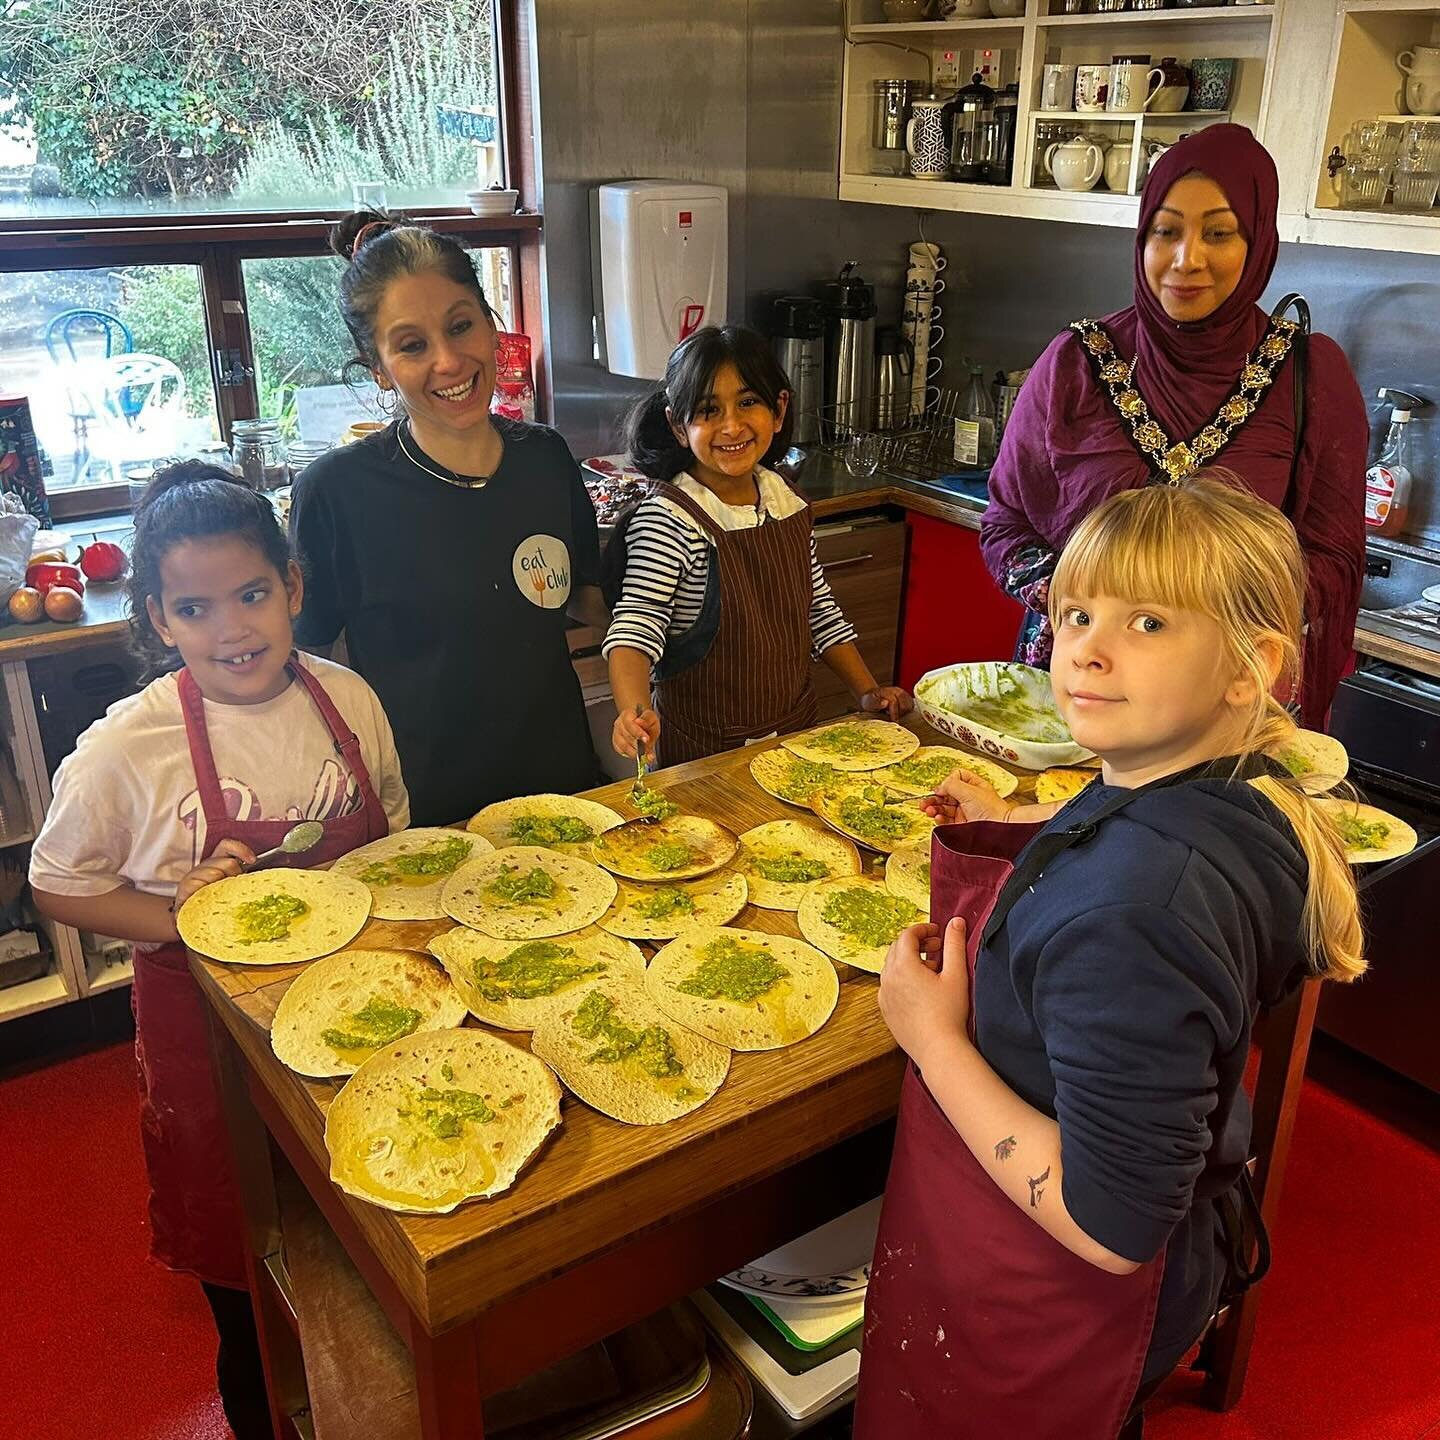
left=771, top=296, right=825, bottom=444
left=822, top=261, right=877, bottom=437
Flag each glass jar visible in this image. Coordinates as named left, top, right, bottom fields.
left=231, top=418, right=290, bottom=492
left=286, top=440, right=332, bottom=477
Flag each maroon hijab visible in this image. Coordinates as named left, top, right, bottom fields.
left=1131, top=124, right=1281, bottom=437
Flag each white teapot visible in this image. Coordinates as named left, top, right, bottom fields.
left=1045, top=136, right=1105, bottom=192
left=1398, top=46, right=1440, bottom=116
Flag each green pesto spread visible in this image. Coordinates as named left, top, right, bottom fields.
left=235, top=893, right=308, bottom=945
left=473, top=940, right=606, bottom=1002
left=837, top=795, right=913, bottom=844
left=676, top=936, right=788, bottom=1003
left=954, top=694, right=1068, bottom=744
left=441, top=1061, right=455, bottom=1083
left=889, top=754, right=959, bottom=789
left=631, top=788, right=680, bottom=822
left=920, top=861, right=932, bottom=886
left=631, top=886, right=696, bottom=921
left=409, top=1086, right=496, bottom=1140
left=359, top=834, right=471, bottom=888
left=1279, top=748, right=1314, bottom=778
left=321, top=995, right=423, bottom=1052
left=776, top=757, right=842, bottom=800
left=571, top=992, right=683, bottom=1078
left=821, top=887, right=920, bottom=949
left=508, top=813, right=595, bottom=846
left=645, top=840, right=699, bottom=873
left=751, top=852, right=831, bottom=885
left=1333, top=813, right=1390, bottom=851
left=806, top=724, right=881, bottom=759
left=486, top=864, right=557, bottom=905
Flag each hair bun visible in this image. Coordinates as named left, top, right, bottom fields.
left=330, top=209, right=397, bottom=262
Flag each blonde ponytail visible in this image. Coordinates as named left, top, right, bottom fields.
left=1053, top=473, right=1365, bottom=984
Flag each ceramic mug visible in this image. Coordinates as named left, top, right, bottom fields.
left=1042, top=63, right=1078, bottom=110
left=906, top=99, right=950, bottom=180
left=1108, top=59, right=1160, bottom=113
left=1076, top=64, right=1110, bottom=113
left=1188, top=57, right=1236, bottom=111
left=1404, top=73, right=1440, bottom=117
left=908, top=242, right=946, bottom=271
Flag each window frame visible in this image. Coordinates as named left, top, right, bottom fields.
left=0, top=0, right=544, bottom=520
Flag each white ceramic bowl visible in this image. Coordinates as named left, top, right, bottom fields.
left=914, top=661, right=1095, bottom=770
left=465, top=188, right=519, bottom=216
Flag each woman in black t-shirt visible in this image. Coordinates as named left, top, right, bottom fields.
left=290, top=213, right=603, bottom=825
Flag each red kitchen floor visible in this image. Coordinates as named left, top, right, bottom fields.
left=1, top=1036, right=1436, bottom=1440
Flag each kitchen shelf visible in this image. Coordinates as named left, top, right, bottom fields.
left=841, top=171, right=1141, bottom=223
left=1038, top=6, right=1273, bottom=26
left=84, top=954, right=134, bottom=995
left=1029, top=108, right=1230, bottom=120
left=0, top=968, right=70, bottom=1020
left=850, top=19, right=1025, bottom=36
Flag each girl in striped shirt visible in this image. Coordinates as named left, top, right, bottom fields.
left=604, top=325, right=910, bottom=767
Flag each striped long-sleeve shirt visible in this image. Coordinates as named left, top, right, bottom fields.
left=601, top=469, right=858, bottom=668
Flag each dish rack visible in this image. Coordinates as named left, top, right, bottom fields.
left=811, top=388, right=971, bottom=487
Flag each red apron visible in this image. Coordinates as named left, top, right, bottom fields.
left=132, top=659, right=389, bottom=1287
left=855, top=791, right=1172, bottom=1440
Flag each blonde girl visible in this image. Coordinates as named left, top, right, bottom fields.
left=858, top=473, right=1361, bottom=1440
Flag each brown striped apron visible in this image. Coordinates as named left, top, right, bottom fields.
left=653, top=483, right=818, bottom=767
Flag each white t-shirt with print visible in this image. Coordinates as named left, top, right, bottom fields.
left=29, top=652, right=410, bottom=901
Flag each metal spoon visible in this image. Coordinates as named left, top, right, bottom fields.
left=244, top=821, right=325, bottom=870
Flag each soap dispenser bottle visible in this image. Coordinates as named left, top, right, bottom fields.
left=1365, top=388, right=1426, bottom=537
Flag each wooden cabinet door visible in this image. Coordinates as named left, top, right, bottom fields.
left=812, top=517, right=906, bottom=720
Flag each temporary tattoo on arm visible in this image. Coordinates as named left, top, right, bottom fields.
left=994, top=1136, right=1017, bottom=1162
left=1027, top=1166, right=1051, bottom=1208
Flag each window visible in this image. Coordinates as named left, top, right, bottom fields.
left=0, top=0, right=544, bottom=516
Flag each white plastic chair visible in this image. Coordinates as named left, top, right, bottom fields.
left=63, top=353, right=188, bottom=485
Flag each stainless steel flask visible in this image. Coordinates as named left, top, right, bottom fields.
left=822, top=262, right=876, bottom=438
left=771, top=296, right=825, bottom=445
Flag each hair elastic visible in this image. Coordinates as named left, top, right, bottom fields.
left=353, top=220, right=388, bottom=256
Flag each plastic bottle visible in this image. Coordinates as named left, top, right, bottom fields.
left=953, top=366, right=997, bottom=468
left=1365, top=388, right=1426, bottom=537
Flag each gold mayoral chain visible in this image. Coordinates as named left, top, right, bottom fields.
left=1069, top=311, right=1298, bottom=485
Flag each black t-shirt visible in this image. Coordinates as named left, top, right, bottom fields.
left=290, top=418, right=602, bottom=825
left=974, top=774, right=1308, bottom=1381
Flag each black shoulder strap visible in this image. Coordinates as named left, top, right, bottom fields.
left=1272, top=293, right=1310, bottom=512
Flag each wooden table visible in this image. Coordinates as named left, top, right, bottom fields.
left=194, top=723, right=989, bottom=1440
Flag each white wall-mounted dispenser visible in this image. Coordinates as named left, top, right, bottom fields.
left=591, top=180, right=728, bottom=380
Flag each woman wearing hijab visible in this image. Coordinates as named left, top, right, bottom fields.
left=981, top=125, right=1367, bottom=726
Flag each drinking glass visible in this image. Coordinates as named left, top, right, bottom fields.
left=1340, top=158, right=1392, bottom=210
left=845, top=432, right=881, bottom=478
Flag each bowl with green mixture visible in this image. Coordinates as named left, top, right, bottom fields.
left=914, top=662, right=1094, bottom=770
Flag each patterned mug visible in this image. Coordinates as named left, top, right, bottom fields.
left=1188, top=57, right=1236, bottom=112
left=906, top=97, right=950, bottom=181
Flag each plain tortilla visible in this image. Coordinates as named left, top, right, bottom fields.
left=440, top=846, right=617, bottom=939
left=884, top=846, right=932, bottom=915
left=598, top=871, right=748, bottom=941
left=781, top=719, right=919, bottom=772
left=270, top=948, right=469, bottom=1077
left=737, top=819, right=861, bottom=911
left=330, top=828, right=491, bottom=921
left=872, top=745, right=1018, bottom=800
left=797, top=876, right=922, bottom=974
left=1314, top=798, right=1418, bottom=864
left=178, top=868, right=372, bottom=966
left=645, top=926, right=839, bottom=1051
left=530, top=976, right=730, bottom=1125
left=465, top=793, right=625, bottom=856
left=592, top=814, right=738, bottom=882
left=427, top=924, right=644, bottom=1030
left=324, top=1028, right=561, bottom=1214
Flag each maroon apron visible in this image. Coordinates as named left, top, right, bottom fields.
left=855, top=789, right=1173, bottom=1440
left=132, top=659, right=390, bottom=1287
left=652, top=484, right=818, bottom=767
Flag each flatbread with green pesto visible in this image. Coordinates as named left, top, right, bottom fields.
left=531, top=977, right=730, bottom=1125
left=646, top=926, right=838, bottom=1051
left=781, top=719, right=919, bottom=772
left=592, top=814, right=738, bottom=882
left=330, top=828, right=491, bottom=921
left=1314, top=798, right=1417, bottom=864
left=798, top=876, right=922, bottom=974
left=885, top=846, right=932, bottom=914
left=178, top=868, right=372, bottom=966
left=872, top=746, right=1018, bottom=800
left=428, top=924, right=644, bottom=1030
left=748, top=748, right=847, bottom=807
left=810, top=782, right=937, bottom=855
left=325, top=1028, right=561, bottom=1214
left=465, top=793, right=625, bottom=857
left=598, top=871, right=748, bottom=941
left=1271, top=729, right=1349, bottom=794
left=737, top=819, right=861, bottom=911
left=440, top=846, right=616, bottom=939
left=270, top=948, right=468, bottom=1077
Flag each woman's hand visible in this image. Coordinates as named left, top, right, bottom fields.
left=860, top=686, right=914, bottom=723
left=878, top=917, right=972, bottom=1069
left=920, top=768, right=1012, bottom=825
left=612, top=705, right=661, bottom=760
left=172, top=838, right=256, bottom=914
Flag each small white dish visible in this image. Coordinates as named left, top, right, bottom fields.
left=465, top=187, right=518, bottom=216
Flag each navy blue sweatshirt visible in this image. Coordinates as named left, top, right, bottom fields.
left=974, top=773, right=1308, bottom=1379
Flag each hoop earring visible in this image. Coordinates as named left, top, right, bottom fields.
left=376, top=387, right=399, bottom=418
